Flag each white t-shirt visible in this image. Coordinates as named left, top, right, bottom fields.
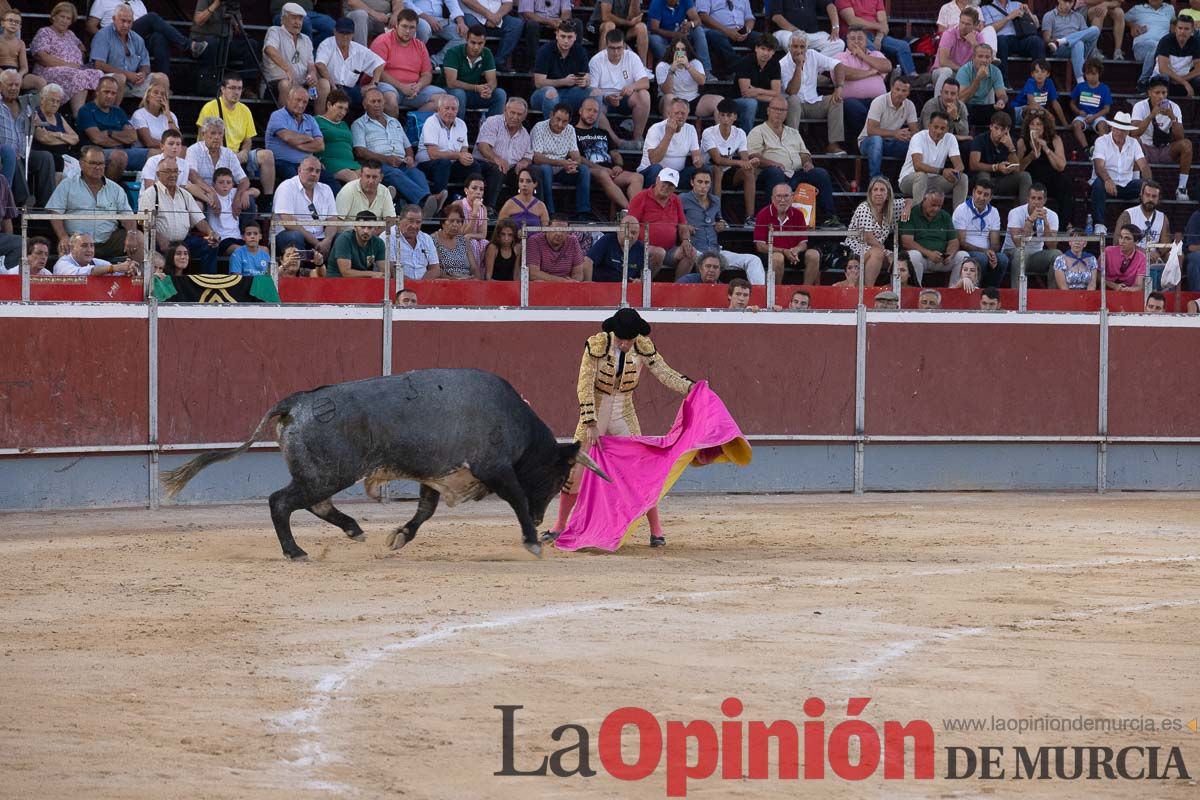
left=140, top=153, right=200, bottom=187
left=1090, top=133, right=1145, bottom=186
left=589, top=50, right=649, bottom=94
left=638, top=120, right=700, bottom=171
left=1002, top=204, right=1060, bottom=251
left=1131, top=97, right=1183, bottom=150
left=315, top=38, right=386, bottom=87
left=936, top=1, right=960, bottom=29
left=274, top=176, right=338, bottom=238
left=654, top=59, right=706, bottom=102
left=417, top=115, right=470, bottom=163
left=1124, top=204, right=1166, bottom=254
left=953, top=199, right=1001, bottom=250
left=185, top=142, right=248, bottom=185
left=701, top=124, right=748, bottom=163
left=899, top=130, right=960, bottom=183
left=90, top=0, right=148, bottom=27
left=130, top=108, right=179, bottom=143
left=778, top=50, right=839, bottom=105
left=207, top=191, right=242, bottom=240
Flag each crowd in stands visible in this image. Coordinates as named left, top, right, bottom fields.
left=0, top=0, right=1198, bottom=307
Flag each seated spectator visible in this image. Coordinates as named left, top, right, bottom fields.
left=969, top=111, right=1031, bottom=204
left=1185, top=208, right=1200, bottom=290
left=87, top=0, right=207, bottom=75
left=900, top=188, right=963, bottom=285
left=187, top=118, right=255, bottom=213
left=836, top=0, right=920, bottom=84
left=46, top=145, right=138, bottom=263
left=397, top=287, right=420, bottom=305
left=779, top=31, right=848, bottom=154
left=1105, top=224, right=1148, bottom=290
left=1145, top=291, right=1167, bottom=312
left=53, top=231, right=139, bottom=276
left=726, top=276, right=755, bottom=309
left=0, top=235, right=52, bottom=276
left=956, top=43, right=1008, bottom=126
left=0, top=9, right=43, bottom=93
left=161, top=241, right=193, bottom=276
left=141, top=130, right=209, bottom=207
left=898, top=111, right=968, bottom=209
left=1043, top=0, right=1100, bottom=87
left=191, top=0, right=260, bottom=88
left=830, top=256, right=860, bottom=287
left=1052, top=227, right=1099, bottom=289
left=89, top=4, right=148, bottom=102
left=920, top=78, right=971, bottom=144
left=485, top=217, right=521, bottom=280
left=278, top=244, right=326, bottom=277
left=316, top=17, right=387, bottom=113
left=1087, top=0, right=1127, bottom=60
left=589, top=213, right=646, bottom=281
left=589, top=29, right=653, bottom=146
left=31, top=83, right=79, bottom=173
left=682, top=167, right=765, bottom=282
left=229, top=220, right=271, bottom=276
left=263, top=4, right=317, bottom=106
left=872, top=289, right=898, bottom=309
left=655, top=37, right=720, bottom=120
left=1090, top=113, right=1152, bottom=238
left=269, top=0, right=335, bottom=51
left=979, top=287, right=1002, bottom=310
left=1015, top=108, right=1072, bottom=224
left=1002, top=182, right=1061, bottom=285
left=1115, top=180, right=1171, bottom=264
left=531, top=20, right=592, bottom=120
left=207, top=167, right=256, bottom=256
left=649, top=0, right=712, bottom=69
left=0, top=71, right=50, bottom=208
left=31, top=3, right=105, bottom=118
left=371, top=9, right=445, bottom=116
left=139, top=157, right=220, bottom=273
left=836, top=27, right=891, bottom=142
left=330, top=210, right=389, bottom=278
left=592, top=0, right=650, bottom=68
left=703, top=98, right=758, bottom=226
left=859, top=74, right=918, bottom=179
left=638, top=97, right=702, bottom=188
left=131, top=79, right=178, bottom=152
left=754, top=181, right=819, bottom=284
left=520, top=0, right=573, bottom=73
left=197, top=74, right=277, bottom=198
left=336, top=159, right=397, bottom=220
left=918, top=288, right=941, bottom=309
left=979, top=0, right=1045, bottom=76
left=475, top=97, right=534, bottom=210
left=273, top=155, right=339, bottom=261
left=952, top=178, right=1008, bottom=287
left=1070, top=58, right=1112, bottom=155
left=675, top=249, right=723, bottom=283
left=697, top=0, right=756, bottom=79
left=456, top=173, right=489, bottom=262
left=628, top=167, right=696, bottom=278
left=78, top=75, right=147, bottom=180
left=747, top=97, right=841, bottom=228
left=932, top=7, right=980, bottom=95
left=1127, top=0, right=1176, bottom=90
left=402, top=0, right=465, bottom=67
left=949, top=256, right=980, bottom=291
left=1130, top=77, right=1193, bottom=201
left=316, top=89, right=361, bottom=186
left=390, top=203, right=443, bottom=279
left=459, top=0, right=523, bottom=70
left=771, top=0, right=844, bottom=56
left=416, top=94, right=475, bottom=205
left=267, top=86, right=340, bottom=192
left=733, top=38, right=783, bottom=133
left=1154, top=17, right=1200, bottom=99
left=443, top=25, right=508, bottom=120
left=789, top=289, right=812, bottom=308
left=351, top=86, right=438, bottom=212
left=1011, top=58, right=1067, bottom=128
left=530, top=102, right=592, bottom=219
left=848, top=175, right=912, bottom=285
left=526, top=212, right=591, bottom=281
left=576, top=96, right=642, bottom=212
left=895, top=257, right=916, bottom=287
left=497, top=167, right=550, bottom=229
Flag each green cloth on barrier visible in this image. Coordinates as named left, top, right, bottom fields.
left=153, top=274, right=280, bottom=303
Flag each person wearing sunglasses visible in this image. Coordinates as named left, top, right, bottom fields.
left=273, top=155, right=339, bottom=265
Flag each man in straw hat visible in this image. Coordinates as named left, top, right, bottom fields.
left=1089, top=110, right=1153, bottom=239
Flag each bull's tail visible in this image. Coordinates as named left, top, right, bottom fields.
left=161, top=399, right=293, bottom=500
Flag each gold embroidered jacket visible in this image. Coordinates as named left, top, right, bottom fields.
left=576, top=332, right=693, bottom=426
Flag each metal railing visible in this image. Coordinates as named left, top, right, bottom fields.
left=19, top=211, right=156, bottom=301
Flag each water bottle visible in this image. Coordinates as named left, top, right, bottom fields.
left=1085, top=214, right=1094, bottom=236
left=308, top=86, right=318, bottom=100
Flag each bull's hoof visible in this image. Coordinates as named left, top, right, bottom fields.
left=286, top=550, right=309, bottom=561
left=539, top=530, right=560, bottom=544
left=385, top=527, right=409, bottom=551
left=347, top=530, right=366, bottom=542
left=523, top=541, right=543, bottom=558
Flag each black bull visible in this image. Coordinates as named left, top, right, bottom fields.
left=161, top=369, right=609, bottom=559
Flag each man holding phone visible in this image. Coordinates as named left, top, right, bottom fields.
left=531, top=20, right=592, bottom=119
left=273, top=155, right=338, bottom=264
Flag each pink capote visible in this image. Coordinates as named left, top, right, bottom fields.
left=554, top=381, right=752, bottom=552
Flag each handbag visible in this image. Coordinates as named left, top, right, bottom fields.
left=1012, top=9, right=1039, bottom=38
left=913, top=33, right=938, bottom=58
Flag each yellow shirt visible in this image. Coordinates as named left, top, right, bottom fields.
left=197, top=99, right=257, bottom=152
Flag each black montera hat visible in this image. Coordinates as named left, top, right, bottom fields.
left=602, top=308, right=651, bottom=340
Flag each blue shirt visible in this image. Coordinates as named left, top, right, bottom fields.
left=1071, top=81, right=1112, bottom=115
left=648, top=0, right=693, bottom=31
left=76, top=102, right=133, bottom=136
left=89, top=26, right=150, bottom=74
left=229, top=245, right=271, bottom=275
left=266, top=108, right=324, bottom=166
left=1013, top=76, right=1058, bottom=110
left=680, top=190, right=724, bottom=253
left=587, top=233, right=645, bottom=282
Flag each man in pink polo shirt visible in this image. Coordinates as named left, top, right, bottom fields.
left=753, top=181, right=819, bottom=283
left=932, top=7, right=980, bottom=95
left=370, top=8, right=445, bottom=116
left=837, top=26, right=891, bottom=146
left=626, top=167, right=696, bottom=279
left=526, top=211, right=592, bottom=281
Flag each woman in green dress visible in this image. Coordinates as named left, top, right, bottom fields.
left=314, top=88, right=360, bottom=186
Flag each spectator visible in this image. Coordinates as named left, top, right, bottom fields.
left=920, top=78, right=971, bottom=144
left=267, top=86, right=337, bottom=195
left=53, top=232, right=139, bottom=276
left=485, top=217, right=521, bottom=279
left=456, top=173, right=489, bottom=262
left=141, top=130, right=210, bottom=205
left=956, top=43, right=1008, bottom=126
left=575, top=96, right=643, bottom=212
left=78, top=75, right=147, bottom=180
left=89, top=4, right=148, bottom=102
left=330, top=210, right=389, bottom=277
left=726, top=276, right=757, bottom=309
left=205, top=167, right=253, bottom=256
left=397, top=287, right=420, bottom=305
left=747, top=97, right=841, bottom=228
left=403, top=0, right=466, bottom=67
left=31, top=83, right=79, bottom=174
left=835, top=0, right=920, bottom=84
left=1115, top=180, right=1171, bottom=265
left=520, top=0, right=573, bottom=71
left=1186, top=208, right=1200, bottom=290
left=278, top=243, right=326, bottom=277
left=655, top=36, right=720, bottom=120
left=46, top=146, right=137, bottom=263
left=779, top=31, right=848, bottom=155
left=1069, top=58, right=1112, bottom=154
left=590, top=29, right=653, bottom=146
left=31, top=3, right=105, bottom=117
left=872, top=288, right=898, bottom=308
left=417, top=93, right=476, bottom=203
left=336, top=159, right=397, bottom=220
left=898, top=111, right=968, bottom=208
left=1043, top=0, right=1101, bottom=87
left=351, top=86, right=438, bottom=212
left=1002, top=182, right=1061, bottom=285
left=682, top=167, right=765, bottom=282
left=0, top=236, right=52, bottom=276
left=830, top=256, right=860, bottom=286
left=676, top=249, right=723, bottom=283
left=160, top=241, right=194, bottom=276
left=197, top=74, right=277, bottom=198
left=131, top=80, right=178, bottom=151
left=316, top=17, right=387, bottom=113
left=139, top=157, right=220, bottom=273
left=918, top=288, right=941, bottom=309
left=474, top=96, right=534, bottom=210
left=591, top=0, right=650, bottom=67
left=649, top=0, right=711, bottom=69
left=227, top=221, right=271, bottom=276
left=1087, top=0, right=1128, bottom=60
left=771, top=0, right=844, bottom=56
left=187, top=118, right=255, bottom=214
left=979, top=0, right=1046, bottom=76
left=442, top=26, right=507, bottom=123
left=263, top=4, right=317, bottom=106
left=390, top=203, right=443, bottom=279
left=1145, top=291, right=1166, bottom=313
left=86, top=0, right=207, bottom=75
left=860, top=74, right=918, bottom=179
left=789, top=289, right=812, bottom=308
left=1182, top=0, right=1200, bottom=26
left=952, top=178, right=1008, bottom=287
left=703, top=98, right=758, bottom=226
left=273, top=155, right=339, bottom=261
left=191, top=0, right=260, bottom=87
left=346, top=0, right=403, bottom=49
left=372, top=9, right=445, bottom=116
left=531, top=19, right=592, bottom=120
left=969, top=111, right=1031, bottom=204
left=847, top=175, right=912, bottom=285
left=459, top=0, right=523, bottom=70
left=949, top=255, right=980, bottom=291
left=316, top=89, right=361, bottom=186
left=836, top=27, right=891, bottom=140
left=733, top=38, right=783, bottom=134
left=638, top=97, right=702, bottom=188
left=498, top=167, right=550, bottom=229
left=0, top=9, right=43, bottom=94
left=269, top=0, right=335, bottom=50
left=1105, top=223, right=1148, bottom=290
left=0, top=71, right=50, bottom=208
left=900, top=187, right=963, bottom=285
left=1154, top=16, right=1200, bottom=98
left=1130, top=77, right=1193, bottom=201
left=1015, top=107, right=1072, bottom=224
left=589, top=212, right=646, bottom=281
left=1090, top=112, right=1152, bottom=238
left=526, top=212, right=591, bottom=281
left=1011, top=58, right=1067, bottom=127
left=1052, top=227, right=1099, bottom=289
left=1127, top=0, right=1177, bottom=90
left=697, top=0, right=757, bottom=79
left=627, top=167, right=695, bottom=278
left=933, top=7, right=981, bottom=95
left=530, top=102, right=592, bottom=219
left=754, top=181, right=819, bottom=283
left=979, top=287, right=1002, bottom=310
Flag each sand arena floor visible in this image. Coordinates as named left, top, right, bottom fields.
left=0, top=492, right=1197, bottom=799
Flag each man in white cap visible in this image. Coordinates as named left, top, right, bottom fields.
left=1089, top=111, right=1153, bottom=238
left=627, top=166, right=696, bottom=279
left=263, top=3, right=317, bottom=105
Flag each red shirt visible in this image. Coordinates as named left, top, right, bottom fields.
left=754, top=204, right=808, bottom=250
left=370, top=32, right=432, bottom=85
left=627, top=188, right=686, bottom=251
left=836, top=0, right=885, bottom=20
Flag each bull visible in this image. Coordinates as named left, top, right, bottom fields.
left=161, top=369, right=609, bottom=560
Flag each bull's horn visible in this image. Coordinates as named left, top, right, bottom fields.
left=575, top=449, right=612, bottom=483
